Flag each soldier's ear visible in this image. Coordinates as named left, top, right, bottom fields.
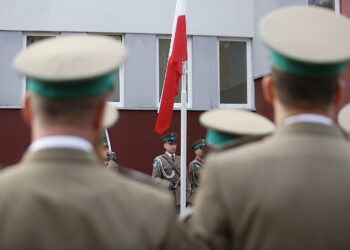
left=262, top=75, right=275, bottom=103
left=92, top=100, right=106, bottom=130
left=90, top=100, right=106, bottom=146
left=21, top=93, right=32, bottom=125
left=332, top=80, right=344, bottom=108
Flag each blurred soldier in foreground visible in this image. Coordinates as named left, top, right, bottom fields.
left=189, top=6, right=350, bottom=250
left=152, top=133, right=191, bottom=207
left=188, top=139, right=207, bottom=202
left=0, top=36, right=185, bottom=250
left=338, top=103, right=350, bottom=139
left=200, top=109, right=275, bottom=151
left=186, top=109, right=275, bottom=207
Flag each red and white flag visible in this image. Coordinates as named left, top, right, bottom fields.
left=155, top=0, right=187, bottom=135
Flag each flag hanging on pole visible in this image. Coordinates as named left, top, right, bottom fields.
left=155, top=0, right=187, bottom=135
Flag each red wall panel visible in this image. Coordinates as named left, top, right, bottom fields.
left=341, top=0, right=350, bottom=17
left=0, top=109, right=207, bottom=175
left=0, top=109, right=30, bottom=167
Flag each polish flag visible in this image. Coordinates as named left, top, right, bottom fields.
left=155, top=0, right=187, bottom=135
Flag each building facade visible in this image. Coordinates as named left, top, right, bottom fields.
left=0, top=0, right=348, bottom=174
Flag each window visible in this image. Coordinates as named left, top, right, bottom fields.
left=218, top=38, right=253, bottom=109
left=88, top=34, right=124, bottom=107
left=26, top=35, right=55, bottom=46
left=157, top=36, right=192, bottom=108
left=308, top=0, right=340, bottom=12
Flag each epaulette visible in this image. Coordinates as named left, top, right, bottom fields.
left=153, top=155, right=164, bottom=169
left=193, top=163, right=201, bottom=169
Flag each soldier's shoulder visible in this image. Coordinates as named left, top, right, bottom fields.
left=100, top=172, right=176, bottom=219
left=116, top=171, right=173, bottom=202
left=189, top=159, right=200, bottom=167
left=0, top=163, right=29, bottom=186
left=153, top=155, right=164, bottom=168
left=192, top=162, right=201, bottom=169
left=107, top=160, right=119, bottom=169
left=153, top=154, right=164, bottom=161
left=175, top=154, right=181, bottom=162
left=119, top=167, right=168, bottom=189
left=207, top=136, right=272, bottom=172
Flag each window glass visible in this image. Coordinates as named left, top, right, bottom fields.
left=105, top=35, right=121, bottom=103
left=308, top=0, right=335, bottom=10
left=219, top=41, right=247, bottom=104
left=27, top=36, right=53, bottom=47
left=158, top=38, right=187, bottom=103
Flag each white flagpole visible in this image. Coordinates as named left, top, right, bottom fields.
left=180, top=61, right=187, bottom=214
left=105, top=128, right=112, bottom=152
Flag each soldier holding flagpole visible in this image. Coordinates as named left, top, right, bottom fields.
left=155, top=0, right=188, bottom=213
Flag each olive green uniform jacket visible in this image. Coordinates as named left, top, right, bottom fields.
left=0, top=148, right=186, bottom=250
left=188, top=158, right=203, bottom=203
left=190, top=123, right=350, bottom=250
left=152, top=153, right=191, bottom=205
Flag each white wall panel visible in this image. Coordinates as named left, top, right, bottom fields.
left=0, top=0, right=253, bottom=37
left=123, top=34, right=157, bottom=109
left=0, top=32, right=24, bottom=107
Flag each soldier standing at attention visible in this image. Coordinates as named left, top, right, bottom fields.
left=0, top=36, right=186, bottom=250
left=152, top=133, right=191, bottom=207
left=188, top=139, right=207, bottom=201
left=189, top=6, right=350, bottom=250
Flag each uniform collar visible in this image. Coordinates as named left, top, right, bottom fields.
left=165, top=152, right=175, bottom=159
left=276, top=121, right=342, bottom=139
left=28, top=135, right=93, bottom=153
left=284, top=113, right=333, bottom=127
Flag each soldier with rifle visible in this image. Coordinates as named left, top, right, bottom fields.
left=188, top=139, right=207, bottom=202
